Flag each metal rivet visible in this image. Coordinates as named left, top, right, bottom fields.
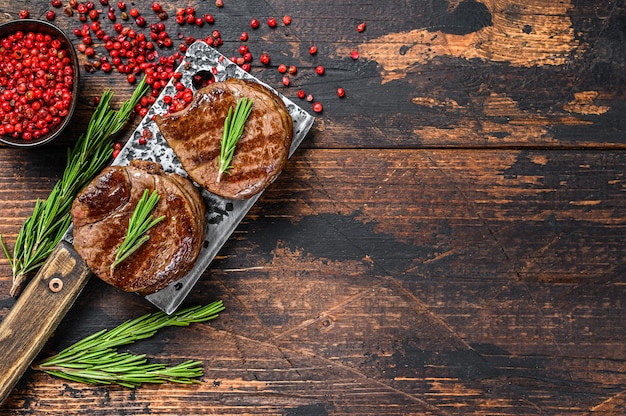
left=49, top=277, right=63, bottom=293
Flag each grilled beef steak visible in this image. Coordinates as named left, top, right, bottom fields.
left=71, top=160, right=206, bottom=295
left=154, top=78, right=294, bottom=200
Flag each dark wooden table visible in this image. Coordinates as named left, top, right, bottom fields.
left=1, top=0, right=625, bottom=414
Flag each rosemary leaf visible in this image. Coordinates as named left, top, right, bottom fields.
left=111, top=189, right=165, bottom=273
left=33, top=301, right=225, bottom=388
left=217, top=97, right=254, bottom=182
left=1, top=77, right=150, bottom=296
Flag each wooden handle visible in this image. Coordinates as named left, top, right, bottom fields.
left=0, top=240, right=91, bottom=404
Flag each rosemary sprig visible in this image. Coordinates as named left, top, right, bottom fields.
left=111, top=189, right=165, bottom=273
left=33, top=301, right=225, bottom=387
left=217, top=97, right=254, bottom=183
left=0, top=78, right=149, bottom=296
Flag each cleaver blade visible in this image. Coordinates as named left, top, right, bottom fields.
left=110, top=41, right=315, bottom=314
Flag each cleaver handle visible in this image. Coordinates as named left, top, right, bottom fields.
left=0, top=240, right=91, bottom=404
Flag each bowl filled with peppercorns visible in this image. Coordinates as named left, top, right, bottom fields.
left=0, top=19, right=79, bottom=147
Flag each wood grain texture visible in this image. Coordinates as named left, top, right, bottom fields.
left=0, top=0, right=625, bottom=414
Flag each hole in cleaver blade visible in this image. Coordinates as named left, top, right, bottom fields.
left=111, top=41, right=315, bottom=315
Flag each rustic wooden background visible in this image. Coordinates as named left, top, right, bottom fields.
left=1, top=0, right=626, bottom=414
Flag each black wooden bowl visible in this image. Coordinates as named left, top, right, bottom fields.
left=0, top=19, right=79, bottom=148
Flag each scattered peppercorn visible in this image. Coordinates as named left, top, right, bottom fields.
left=350, top=50, right=359, bottom=60
left=357, top=22, right=366, bottom=33
left=312, top=102, right=323, bottom=113
left=46, top=11, right=56, bottom=21
left=337, top=87, right=345, bottom=98
left=47, top=1, right=346, bottom=118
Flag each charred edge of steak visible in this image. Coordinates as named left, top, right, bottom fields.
left=154, top=78, right=294, bottom=200
left=71, top=160, right=206, bottom=295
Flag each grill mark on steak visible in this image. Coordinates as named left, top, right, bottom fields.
left=71, top=160, right=206, bottom=295
left=154, top=78, right=293, bottom=200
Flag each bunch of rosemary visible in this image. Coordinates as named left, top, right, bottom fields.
left=33, top=301, right=225, bottom=387
left=0, top=78, right=149, bottom=296
left=217, top=97, right=254, bottom=183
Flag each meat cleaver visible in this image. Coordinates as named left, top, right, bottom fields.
left=0, top=41, right=314, bottom=403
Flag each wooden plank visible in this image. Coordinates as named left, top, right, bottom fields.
left=0, top=0, right=623, bottom=150
left=2, top=148, right=626, bottom=413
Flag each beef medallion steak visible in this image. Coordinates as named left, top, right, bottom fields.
left=154, top=78, right=294, bottom=200
left=71, top=160, right=206, bottom=295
